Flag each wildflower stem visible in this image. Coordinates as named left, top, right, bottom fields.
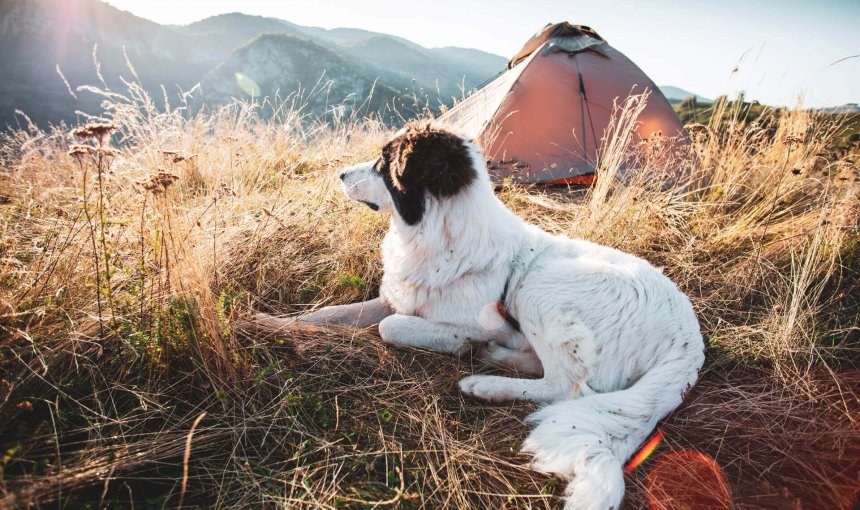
left=79, top=158, right=104, bottom=339
left=95, top=146, right=116, bottom=327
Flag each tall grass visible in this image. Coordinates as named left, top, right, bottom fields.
left=0, top=77, right=857, bottom=509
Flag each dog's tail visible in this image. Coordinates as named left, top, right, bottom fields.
left=522, top=350, right=703, bottom=510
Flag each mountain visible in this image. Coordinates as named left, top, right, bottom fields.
left=819, top=103, right=860, bottom=114
left=0, top=2, right=507, bottom=128
left=175, top=12, right=303, bottom=56
left=344, top=36, right=461, bottom=98
left=430, top=47, right=506, bottom=84
left=179, top=12, right=302, bottom=37
left=186, top=13, right=506, bottom=102
left=0, top=0, right=201, bottom=126
left=659, top=85, right=712, bottom=104
left=200, top=34, right=401, bottom=119
left=296, top=25, right=420, bottom=49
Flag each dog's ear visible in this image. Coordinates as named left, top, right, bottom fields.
left=380, top=125, right=476, bottom=225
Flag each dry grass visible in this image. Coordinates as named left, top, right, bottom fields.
left=0, top=79, right=858, bottom=510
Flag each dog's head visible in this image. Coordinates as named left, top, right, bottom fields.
left=339, top=123, right=478, bottom=225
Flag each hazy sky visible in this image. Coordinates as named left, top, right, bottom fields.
left=104, top=0, right=859, bottom=107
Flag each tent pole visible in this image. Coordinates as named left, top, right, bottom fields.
left=573, top=54, right=599, bottom=167
left=574, top=55, right=588, bottom=159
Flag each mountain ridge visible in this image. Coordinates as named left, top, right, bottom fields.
left=0, top=1, right=507, bottom=127
left=200, top=33, right=403, bottom=119
left=10, top=2, right=820, bottom=129
left=659, top=85, right=713, bottom=104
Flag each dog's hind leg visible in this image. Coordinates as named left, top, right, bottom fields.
left=378, top=314, right=493, bottom=355
left=242, top=298, right=392, bottom=335
left=458, top=374, right=584, bottom=403
left=477, top=342, right=543, bottom=376
left=460, top=321, right=594, bottom=404
left=298, top=298, right=393, bottom=327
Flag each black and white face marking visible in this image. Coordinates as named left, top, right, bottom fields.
left=339, top=123, right=477, bottom=225
left=339, top=159, right=394, bottom=214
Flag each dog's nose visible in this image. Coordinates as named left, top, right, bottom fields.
left=338, top=171, right=346, bottom=181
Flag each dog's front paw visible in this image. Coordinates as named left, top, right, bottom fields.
left=458, top=375, right=509, bottom=403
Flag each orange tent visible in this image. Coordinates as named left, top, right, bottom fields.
left=439, top=22, right=685, bottom=185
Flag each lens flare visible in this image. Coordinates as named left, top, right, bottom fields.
left=624, top=429, right=663, bottom=473
left=234, top=72, right=261, bottom=98
left=645, top=450, right=731, bottom=510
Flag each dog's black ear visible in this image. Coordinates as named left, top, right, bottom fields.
left=380, top=124, right=476, bottom=225
left=377, top=142, right=425, bottom=225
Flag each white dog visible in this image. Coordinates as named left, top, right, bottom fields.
left=288, top=123, right=705, bottom=510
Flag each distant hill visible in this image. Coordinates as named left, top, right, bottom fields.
left=188, top=13, right=506, bottom=102
left=0, top=0, right=218, bottom=126
left=200, top=34, right=401, bottom=119
left=178, top=12, right=303, bottom=39
left=819, top=103, right=860, bottom=114
left=296, top=25, right=421, bottom=50
left=343, top=36, right=464, bottom=100
left=430, top=47, right=507, bottom=84
left=0, top=1, right=507, bottom=127
left=659, top=85, right=713, bottom=104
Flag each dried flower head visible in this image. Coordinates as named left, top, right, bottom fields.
left=68, top=144, right=95, bottom=159
left=160, top=149, right=195, bottom=164
left=687, top=124, right=710, bottom=135
left=71, top=122, right=118, bottom=141
left=137, top=171, right=180, bottom=195
left=218, top=182, right=237, bottom=197
left=686, top=123, right=711, bottom=143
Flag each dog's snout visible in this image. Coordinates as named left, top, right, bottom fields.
left=338, top=171, right=346, bottom=181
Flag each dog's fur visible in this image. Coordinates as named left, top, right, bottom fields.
left=279, top=123, right=705, bottom=510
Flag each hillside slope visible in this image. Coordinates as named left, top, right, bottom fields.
left=188, top=13, right=506, bottom=104
left=0, top=3, right=506, bottom=127
left=659, top=85, right=713, bottom=104
left=0, top=0, right=212, bottom=125
left=201, top=34, right=402, bottom=119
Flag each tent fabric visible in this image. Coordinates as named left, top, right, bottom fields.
left=509, top=22, right=605, bottom=68
left=439, top=51, right=537, bottom=145
left=439, top=22, right=684, bottom=185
